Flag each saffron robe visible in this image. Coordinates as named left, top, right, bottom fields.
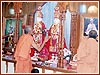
left=77, top=38, right=98, bottom=73
left=14, top=34, right=33, bottom=73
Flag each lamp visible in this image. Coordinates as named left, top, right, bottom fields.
left=88, top=5, right=98, bottom=13
left=79, top=4, right=87, bottom=13
left=9, top=8, right=15, bottom=15
left=19, top=8, right=22, bottom=14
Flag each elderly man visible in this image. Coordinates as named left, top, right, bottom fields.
left=85, top=18, right=98, bottom=36
left=77, top=30, right=98, bottom=73
left=14, top=26, right=50, bottom=73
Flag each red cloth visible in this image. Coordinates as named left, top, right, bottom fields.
left=30, top=23, right=68, bottom=60
left=30, top=21, right=46, bottom=57
left=30, top=48, right=35, bottom=57
left=38, top=47, right=49, bottom=60
left=64, top=38, right=67, bottom=49
left=41, top=21, right=46, bottom=43
left=67, top=64, right=72, bottom=70
left=22, top=23, right=25, bottom=29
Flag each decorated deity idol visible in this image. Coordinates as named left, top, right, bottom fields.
left=30, top=6, right=49, bottom=61
left=48, top=6, right=67, bottom=59
left=33, top=6, right=46, bottom=47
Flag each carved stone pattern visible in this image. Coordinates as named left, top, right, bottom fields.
left=70, top=12, right=80, bottom=55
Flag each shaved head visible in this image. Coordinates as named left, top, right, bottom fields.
left=24, top=26, right=32, bottom=34
left=89, top=30, right=97, bottom=39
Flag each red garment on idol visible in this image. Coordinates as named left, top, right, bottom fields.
left=30, top=22, right=67, bottom=60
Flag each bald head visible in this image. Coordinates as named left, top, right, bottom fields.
left=24, top=26, right=32, bottom=34
left=89, top=30, right=97, bottom=39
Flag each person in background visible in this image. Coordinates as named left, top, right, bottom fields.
left=14, top=26, right=50, bottom=73
left=77, top=30, right=98, bottom=73
left=31, top=68, right=39, bottom=73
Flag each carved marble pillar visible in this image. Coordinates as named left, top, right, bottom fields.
left=70, top=12, right=80, bottom=55
left=13, top=2, right=22, bottom=43
left=57, top=11, right=65, bottom=68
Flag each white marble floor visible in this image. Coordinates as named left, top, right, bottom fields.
left=1, top=61, right=64, bottom=74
